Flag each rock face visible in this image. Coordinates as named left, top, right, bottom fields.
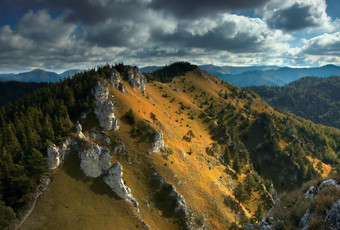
left=46, top=144, right=60, bottom=169
left=110, top=69, right=121, bottom=88
left=110, top=69, right=127, bottom=94
left=260, top=217, right=274, bottom=230
left=319, top=179, right=340, bottom=190
left=150, top=168, right=190, bottom=221
left=326, top=199, right=340, bottom=230
left=299, top=209, right=311, bottom=230
left=78, top=143, right=111, bottom=178
left=46, top=138, right=74, bottom=169
left=93, top=81, right=119, bottom=131
left=104, top=162, right=139, bottom=210
left=127, top=66, right=146, bottom=92
left=151, top=130, right=165, bottom=152
left=76, top=121, right=86, bottom=139
left=90, top=131, right=111, bottom=145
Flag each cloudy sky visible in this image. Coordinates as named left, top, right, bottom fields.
left=0, top=0, right=339, bottom=73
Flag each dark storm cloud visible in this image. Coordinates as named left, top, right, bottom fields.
left=149, top=0, right=270, bottom=18
left=47, top=0, right=147, bottom=26
left=265, top=1, right=332, bottom=31
left=267, top=3, right=317, bottom=30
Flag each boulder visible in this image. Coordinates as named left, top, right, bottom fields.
left=326, top=199, right=340, bottom=230
left=76, top=121, right=86, bottom=139
left=78, top=143, right=111, bottom=178
left=319, top=179, right=340, bottom=190
left=118, top=82, right=127, bottom=94
left=260, top=217, right=274, bottom=230
left=104, top=162, right=139, bottom=210
left=299, top=209, right=311, bottom=230
left=90, top=131, right=111, bottom=145
left=151, top=130, right=165, bottom=152
left=305, top=186, right=317, bottom=199
left=46, top=144, right=60, bottom=169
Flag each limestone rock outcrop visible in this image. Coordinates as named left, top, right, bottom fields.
left=46, top=144, right=60, bottom=169
left=110, top=69, right=127, bottom=94
left=110, top=69, right=121, bottom=88
left=93, top=81, right=119, bottom=131
left=76, top=121, right=86, bottom=139
left=78, top=143, right=111, bottom=178
left=151, top=130, right=165, bottom=152
left=326, top=199, right=340, bottom=230
left=305, top=186, right=317, bottom=199
left=127, top=66, right=146, bottom=92
left=104, top=162, right=139, bottom=210
left=150, top=168, right=190, bottom=219
left=90, top=131, right=111, bottom=145
left=299, top=209, right=311, bottom=230
left=46, top=137, right=74, bottom=169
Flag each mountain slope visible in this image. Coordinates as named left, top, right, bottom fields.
left=247, top=76, right=340, bottom=129
left=1, top=63, right=339, bottom=229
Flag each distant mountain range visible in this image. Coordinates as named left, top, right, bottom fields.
left=2, top=64, right=340, bottom=86
left=0, top=69, right=83, bottom=83
left=200, top=64, right=340, bottom=87
left=142, top=64, right=340, bottom=87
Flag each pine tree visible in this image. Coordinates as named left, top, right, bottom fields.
left=224, top=147, right=231, bottom=165
left=234, top=182, right=249, bottom=204
left=233, top=153, right=241, bottom=174
left=253, top=203, right=264, bottom=222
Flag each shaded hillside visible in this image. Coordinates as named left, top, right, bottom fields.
left=215, top=64, right=340, bottom=87
left=248, top=76, right=340, bottom=129
left=1, top=64, right=339, bottom=229
left=144, top=61, right=197, bottom=82
left=0, top=81, right=50, bottom=107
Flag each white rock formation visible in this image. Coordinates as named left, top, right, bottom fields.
left=46, top=144, right=60, bottom=169
left=104, top=162, right=139, bottom=210
left=305, top=186, right=317, bottom=199
left=76, top=121, right=86, bottom=139
left=151, top=130, right=165, bottom=152
left=93, top=81, right=120, bottom=131
left=299, top=209, right=311, bottom=230
left=110, top=69, right=121, bottom=88
left=169, top=185, right=189, bottom=217
left=90, top=131, right=111, bottom=145
left=127, top=66, right=146, bottom=92
left=78, top=143, right=111, bottom=178
left=326, top=199, right=340, bottom=230
left=319, top=179, right=340, bottom=190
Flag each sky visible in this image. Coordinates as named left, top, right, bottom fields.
left=0, top=0, right=339, bottom=73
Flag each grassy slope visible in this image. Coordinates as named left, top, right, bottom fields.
left=21, top=70, right=334, bottom=229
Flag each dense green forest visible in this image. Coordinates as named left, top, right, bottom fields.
left=0, top=81, right=50, bottom=107
left=144, top=61, right=197, bottom=82
left=247, top=76, right=340, bottom=129
left=0, top=66, right=117, bottom=228
left=201, top=83, right=340, bottom=190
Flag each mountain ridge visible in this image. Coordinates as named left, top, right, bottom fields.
left=0, top=63, right=339, bottom=229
